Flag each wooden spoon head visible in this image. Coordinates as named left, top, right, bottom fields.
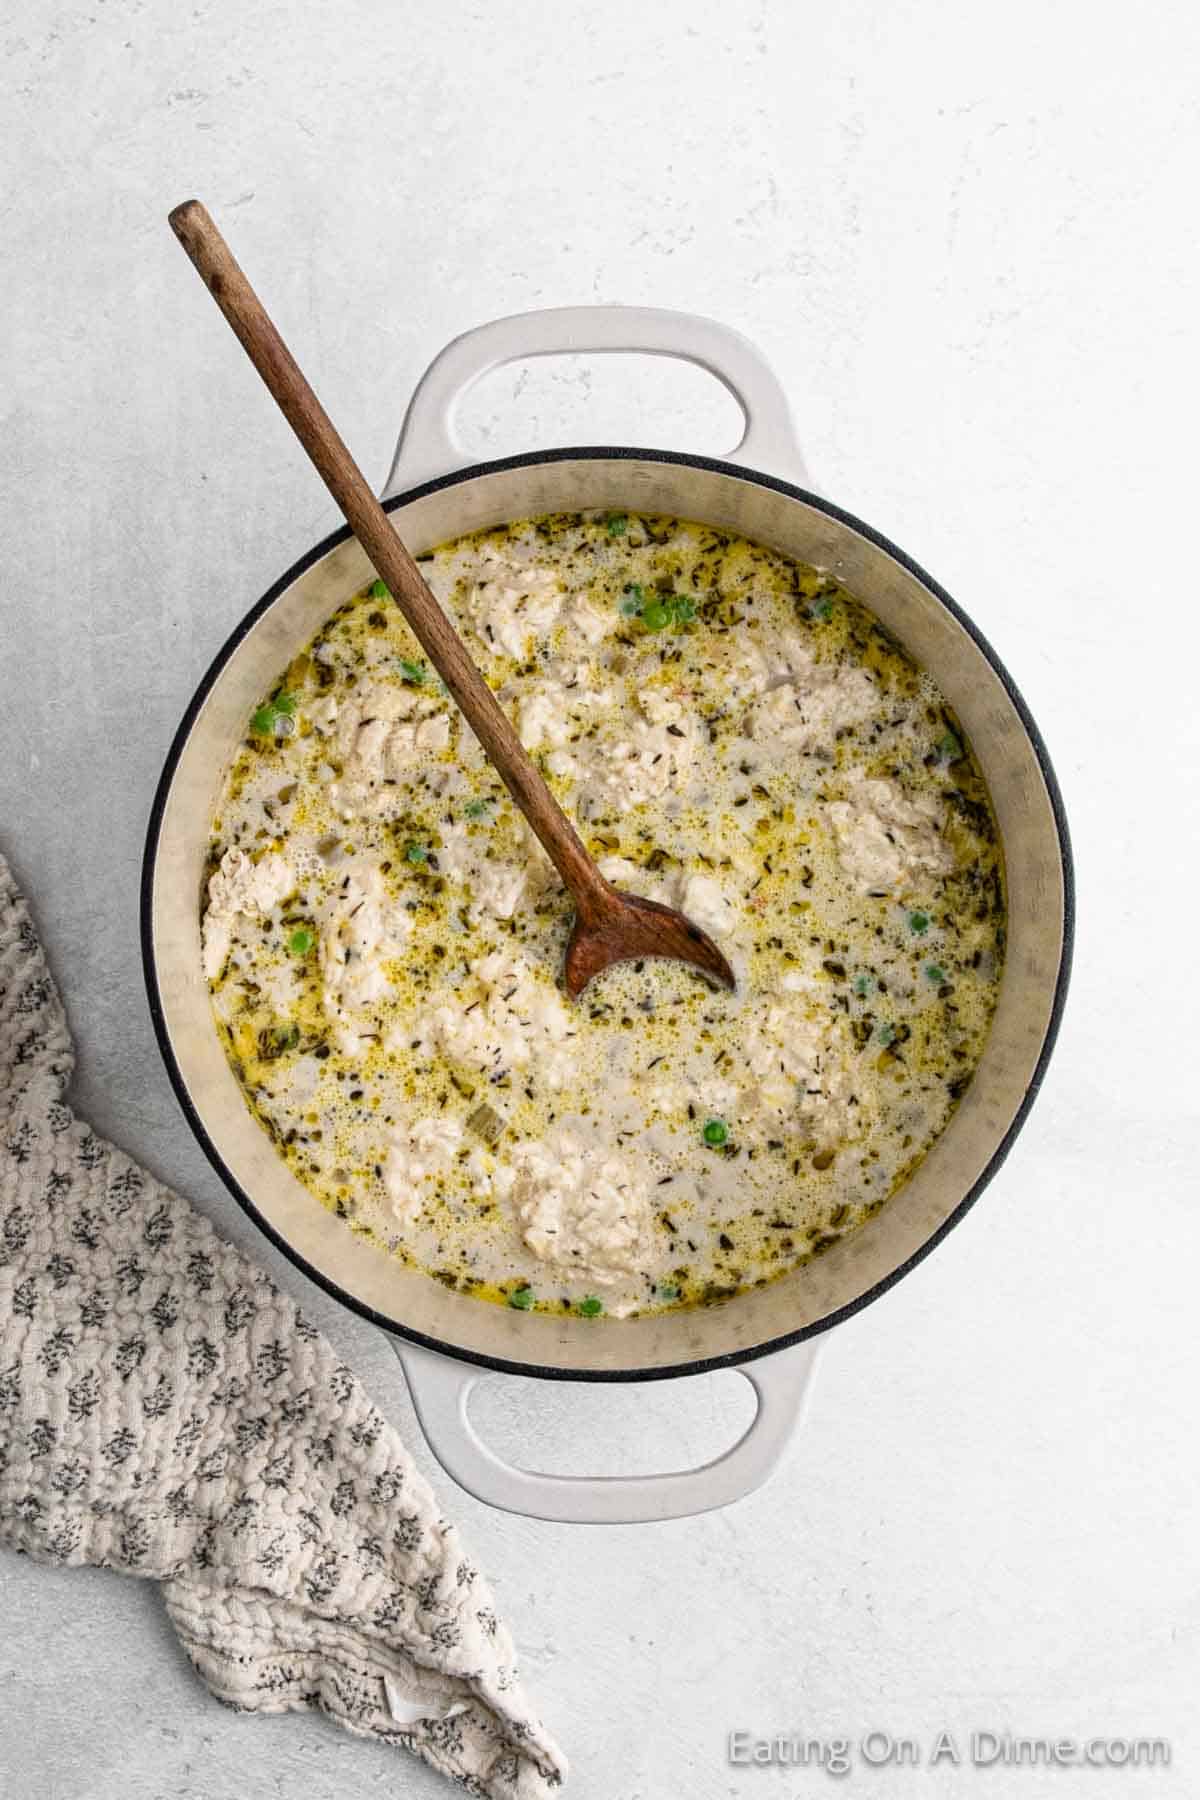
left=564, top=887, right=737, bottom=999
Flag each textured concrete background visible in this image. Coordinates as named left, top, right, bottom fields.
left=3, top=1, right=1198, bottom=1796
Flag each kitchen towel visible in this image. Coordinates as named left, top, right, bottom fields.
left=0, top=852, right=565, bottom=1797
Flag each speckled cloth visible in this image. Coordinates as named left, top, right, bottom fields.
left=0, top=854, right=565, bottom=1797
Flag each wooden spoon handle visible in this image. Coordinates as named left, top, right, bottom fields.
left=168, top=199, right=611, bottom=919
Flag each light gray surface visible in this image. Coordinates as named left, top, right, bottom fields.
left=3, top=2, right=1198, bottom=1796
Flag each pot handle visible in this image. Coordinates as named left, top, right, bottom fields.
left=390, top=1337, right=820, bottom=1524
left=382, top=305, right=809, bottom=496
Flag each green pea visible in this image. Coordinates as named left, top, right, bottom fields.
left=672, top=594, right=696, bottom=625
left=507, top=1285, right=535, bottom=1310
left=606, top=513, right=628, bottom=537
left=937, top=729, right=963, bottom=761
left=288, top=927, right=313, bottom=955
left=369, top=578, right=390, bottom=599
left=908, top=910, right=930, bottom=935
left=405, top=843, right=428, bottom=865
left=398, top=659, right=426, bottom=684
left=273, top=692, right=297, bottom=715
left=925, top=963, right=946, bottom=985
left=578, top=1295, right=604, bottom=1317
left=250, top=705, right=276, bottom=735
left=643, top=599, right=672, bottom=631
left=702, top=1118, right=729, bottom=1147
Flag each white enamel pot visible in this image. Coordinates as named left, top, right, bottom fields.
left=143, top=306, right=1073, bottom=1524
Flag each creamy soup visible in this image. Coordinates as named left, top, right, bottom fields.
left=204, top=512, right=1005, bottom=1318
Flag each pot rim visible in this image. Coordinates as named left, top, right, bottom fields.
left=141, top=446, right=1075, bottom=1382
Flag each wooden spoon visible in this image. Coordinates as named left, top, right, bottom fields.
left=168, top=200, right=735, bottom=1000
